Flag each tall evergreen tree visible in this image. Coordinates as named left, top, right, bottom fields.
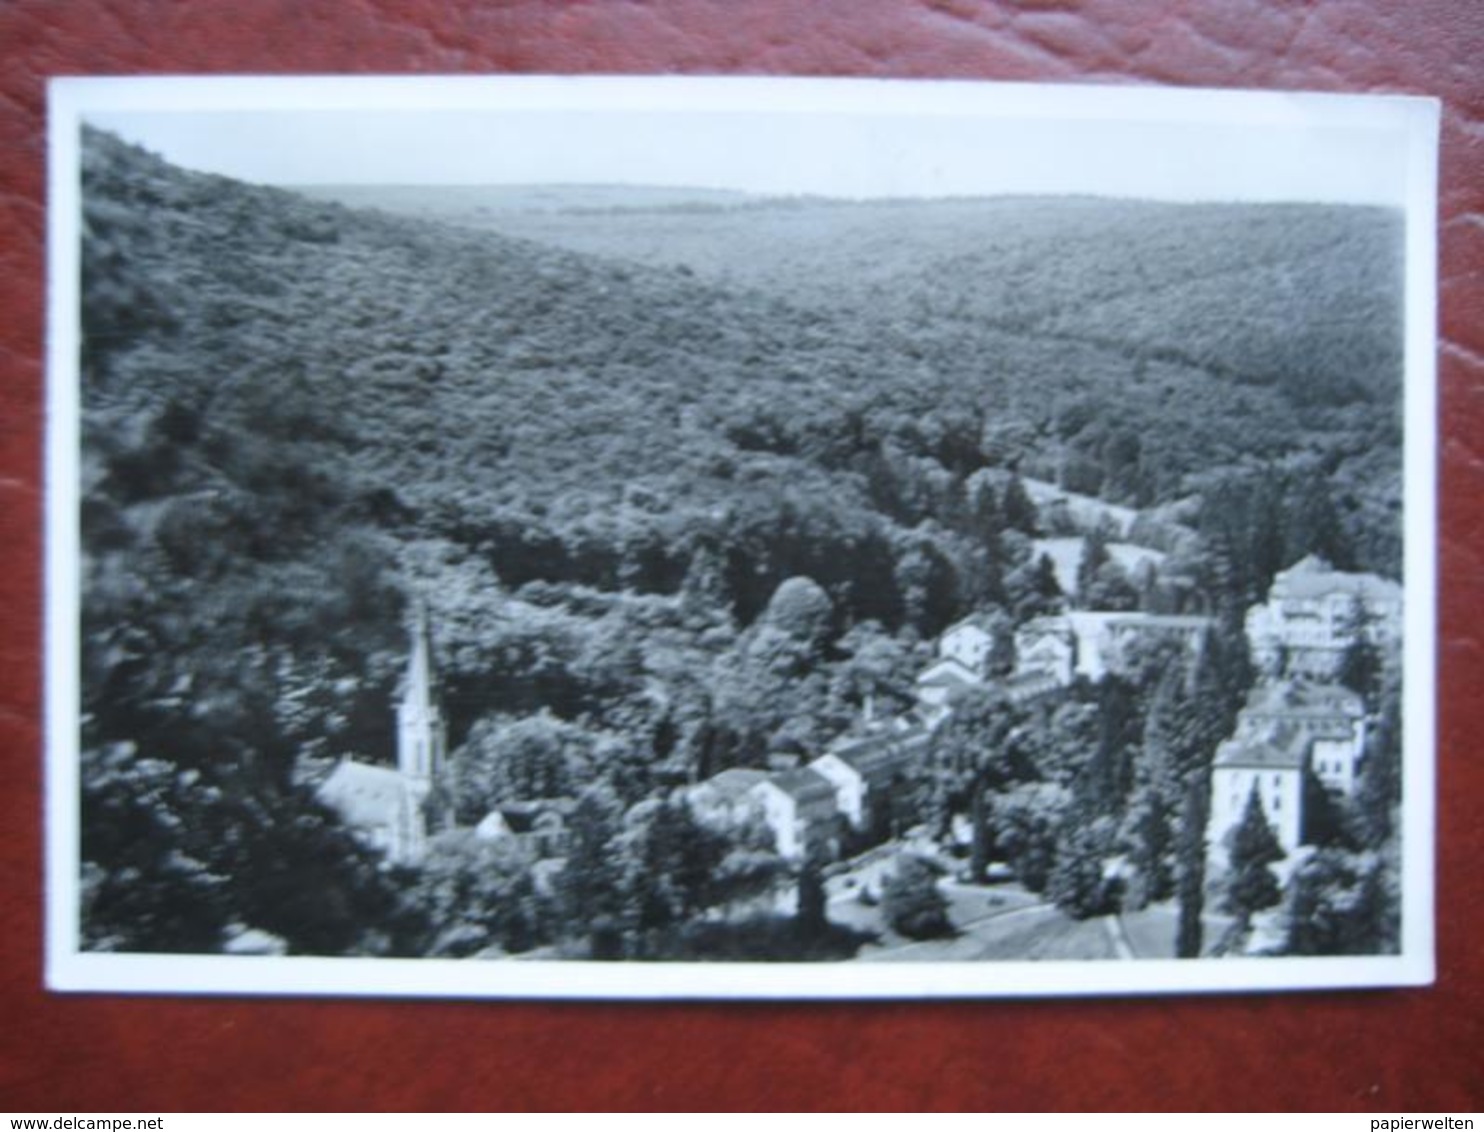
left=557, top=783, right=626, bottom=958
left=1223, top=787, right=1286, bottom=930
left=1077, top=527, right=1111, bottom=600
left=1001, top=473, right=1039, bottom=535
left=1174, top=772, right=1211, bottom=958
left=1353, top=670, right=1403, bottom=848
left=1338, top=597, right=1383, bottom=704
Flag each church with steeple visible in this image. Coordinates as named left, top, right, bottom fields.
left=317, top=605, right=446, bottom=865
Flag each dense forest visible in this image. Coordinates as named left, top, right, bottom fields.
left=76, top=126, right=1405, bottom=960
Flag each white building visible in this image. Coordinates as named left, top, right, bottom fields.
left=685, top=767, right=768, bottom=830
left=913, top=658, right=980, bottom=729
left=937, top=619, right=994, bottom=675
left=1207, top=679, right=1369, bottom=864
left=317, top=758, right=430, bottom=865
left=1245, top=554, right=1402, bottom=678
left=809, top=731, right=930, bottom=834
left=1013, top=617, right=1077, bottom=686
left=1208, top=727, right=1307, bottom=858
left=1234, top=681, right=1367, bottom=796
left=748, top=768, right=841, bottom=861
left=1014, top=612, right=1210, bottom=685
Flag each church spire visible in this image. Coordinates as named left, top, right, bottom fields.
left=397, top=600, right=445, bottom=793
left=405, top=601, right=433, bottom=711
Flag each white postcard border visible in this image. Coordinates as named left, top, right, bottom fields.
left=44, top=75, right=1440, bottom=1000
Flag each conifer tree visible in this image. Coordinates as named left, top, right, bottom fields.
left=1353, top=671, right=1402, bottom=848
left=1048, top=812, right=1115, bottom=920
left=1174, top=772, right=1211, bottom=958
left=1338, top=597, right=1383, bottom=704
left=1077, top=526, right=1111, bottom=600
left=1223, top=787, right=1286, bottom=930
left=1001, top=473, right=1038, bottom=535
left=558, top=783, right=626, bottom=957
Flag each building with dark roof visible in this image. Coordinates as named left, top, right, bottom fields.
left=809, top=730, right=930, bottom=833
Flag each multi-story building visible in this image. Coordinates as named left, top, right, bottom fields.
left=1245, top=554, right=1402, bottom=678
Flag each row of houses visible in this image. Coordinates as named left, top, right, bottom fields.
left=913, top=609, right=1214, bottom=728
left=686, top=729, right=932, bottom=861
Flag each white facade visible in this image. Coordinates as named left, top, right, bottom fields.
left=1210, top=760, right=1303, bottom=857
left=1015, top=612, right=1209, bottom=684
left=938, top=621, right=994, bottom=676
left=914, top=657, right=980, bottom=729
left=748, top=770, right=838, bottom=861
left=1312, top=731, right=1362, bottom=796
left=1234, top=681, right=1366, bottom=798
left=750, top=780, right=808, bottom=860
left=1013, top=624, right=1076, bottom=686
left=317, top=758, right=427, bottom=865
left=808, top=753, right=867, bottom=830
left=685, top=767, right=768, bottom=830
left=1245, top=555, right=1403, bottom=677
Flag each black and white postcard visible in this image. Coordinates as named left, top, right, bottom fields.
left=46, top=76, right=1439, bottom=997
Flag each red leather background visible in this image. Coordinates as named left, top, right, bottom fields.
left=2, top=0, right=1481, bottom=1113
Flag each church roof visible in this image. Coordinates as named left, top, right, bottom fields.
left=317, top=759, right=414, bottom=829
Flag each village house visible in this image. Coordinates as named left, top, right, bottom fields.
left=913, top=618, right=997, bottom=727
left=1234, top=681, right=1367, bottom=795
left=684, top=766, right=769, bottom=830
left=1014, top=611, right=1211, bottom=685
left=938, top=618, right=995, bottom=674
left=1207, top=678, right=1369, bottom=863
left=1245, top=554, right=1403, bottom=678
left=474, top=799, right=574, bottom=860
left=748, top=767, right=842, bottom=862
left=1208, top=726, right=1308, bottom=857
left=808, top=730, right=931, bottom=835
left=913, top=661, right=980, bottom=729
left=317, top=609, right=445, bottom=865
left=1013, top=616, right=1077, bottom=686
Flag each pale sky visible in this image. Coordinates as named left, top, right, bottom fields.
left=59, top=76, right=1433, bottom=206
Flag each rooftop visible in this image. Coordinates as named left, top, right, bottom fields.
left=824, top=731, right=929, bottom=779
left=916, top=657, right=981, bottom=689
left=317, top=759, right=412, bottom=828
left=763, top=767, right=839, bottom=811
left=694, top=767, right=769, bottom=803
left=1243, top=680, right=1364, bottom=720
left=1270, top=555, right=1402, bottom=604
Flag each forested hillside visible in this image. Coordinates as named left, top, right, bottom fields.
left=76, top=126, right=1404, bottom=957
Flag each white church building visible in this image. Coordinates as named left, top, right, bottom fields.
left=317, top=607, right=446, bottom=865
